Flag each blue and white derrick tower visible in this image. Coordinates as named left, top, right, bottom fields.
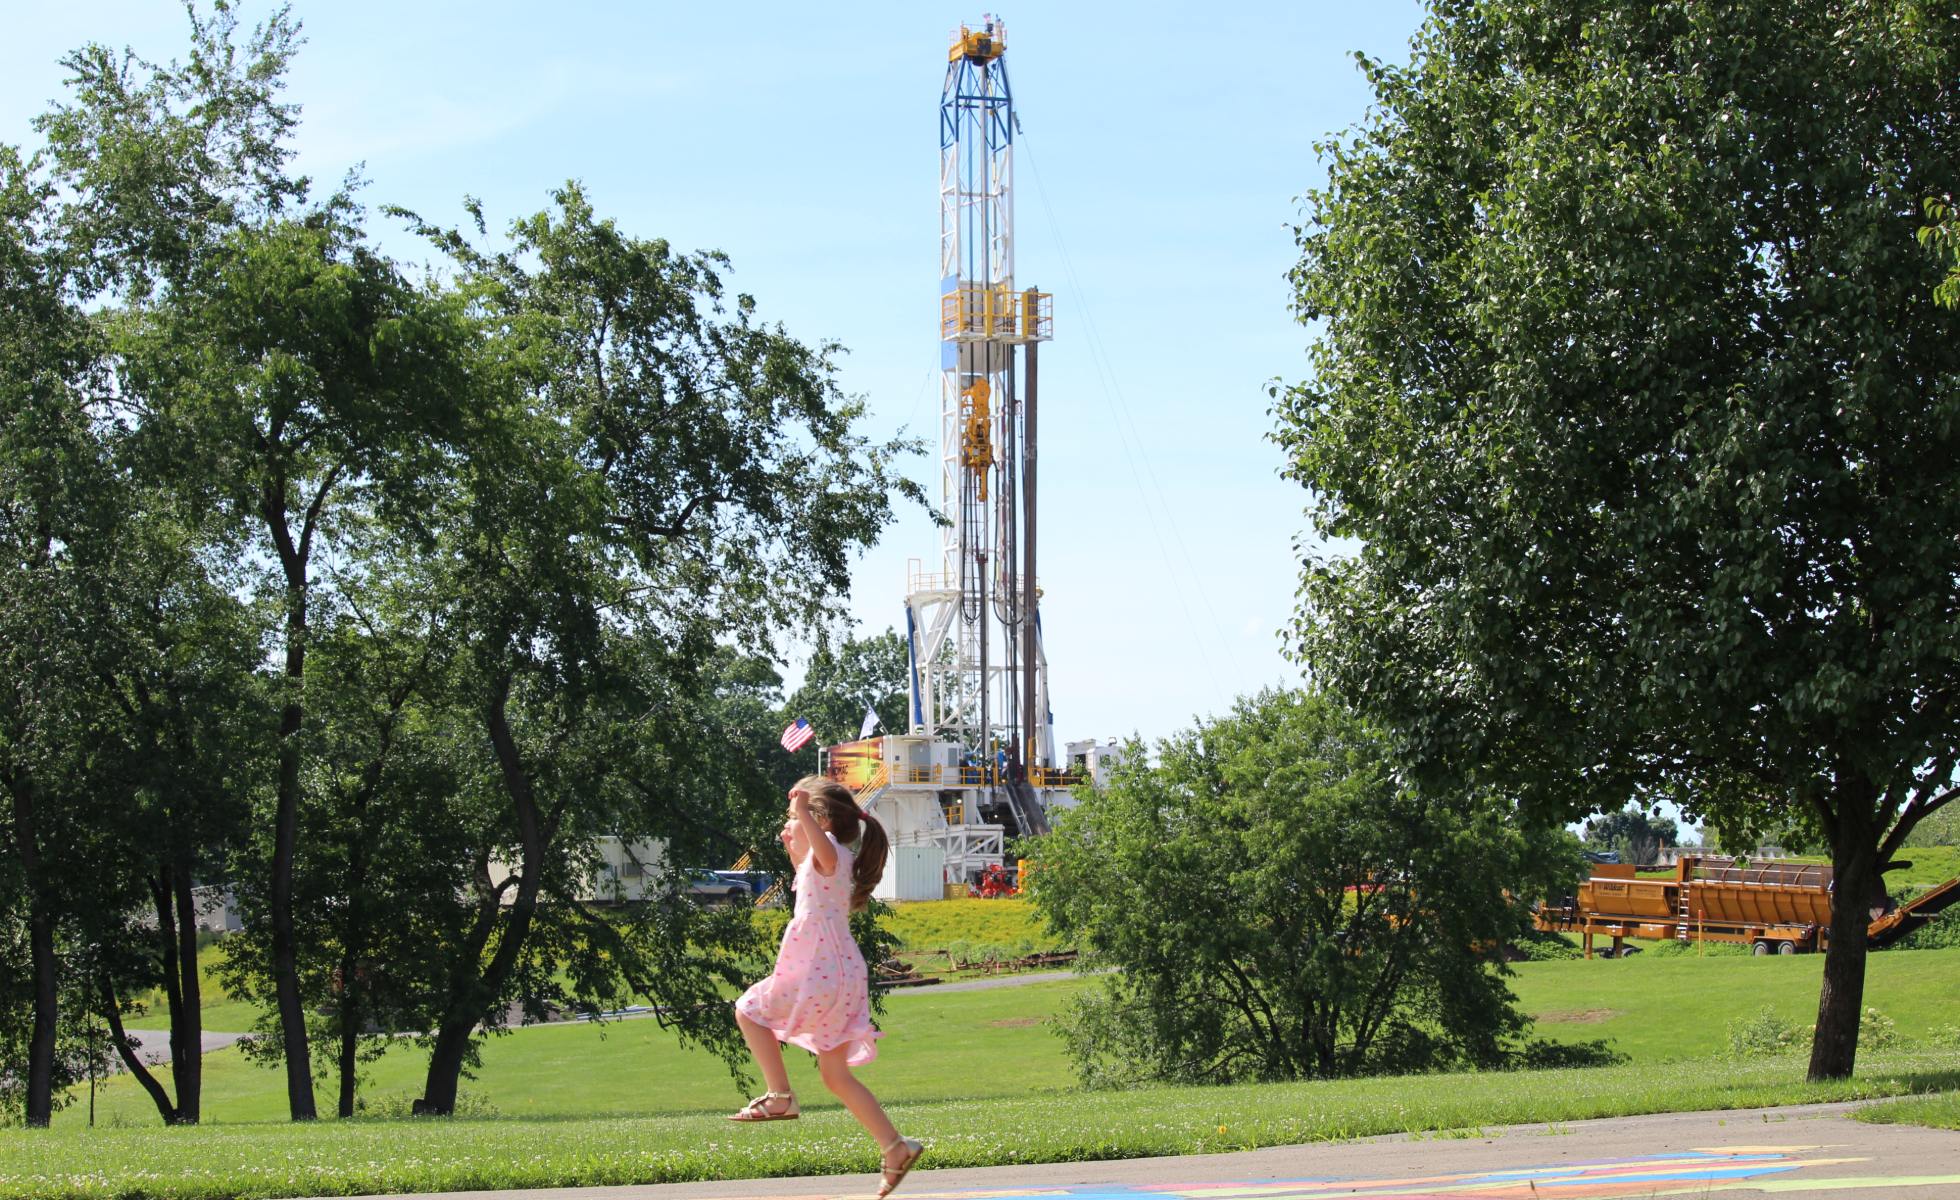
left=832, top=17, right=1120, bottom=900
left=914, top=13, right=1053, bottom=767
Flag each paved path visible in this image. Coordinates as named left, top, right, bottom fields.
left=331, top=1101, right=1960, bottom=1200
left=116, top=1029, right=248, bottom=1066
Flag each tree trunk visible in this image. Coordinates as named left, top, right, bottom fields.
left=416, top=673, right=545, bottom=1116
left=336, top=894, right=362, bottom=1120
left=25, top=895, right=57, bottom=1127
left=271, top=666, right=314, bottom=1119
left=169, top=857, right=203, bottom=1123
left=147, top=872, right=191, bottom=1124
left=337, top=774, right=374, bottom=1119
left=11, top=779, right=57, bottom=1127
left=101, top=978, right=179, bottom=1123
left=337, top=988, right=359, bottom=1119
left=265, top=477, right=316, bottom=1121
left=414, top=1018, right=476, bottom=1117
left=1808, top=799, right=1878, bottom=1081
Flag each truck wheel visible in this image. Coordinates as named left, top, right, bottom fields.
left=1777, top=941, right=1797, bottom=955
left=1752, top=941, right=1771, bottom=956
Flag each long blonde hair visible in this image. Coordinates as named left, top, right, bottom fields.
left=797, top=774, right=888, bottom=911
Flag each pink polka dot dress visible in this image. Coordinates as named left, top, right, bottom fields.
left=735, top=832, right=881, bottom=1065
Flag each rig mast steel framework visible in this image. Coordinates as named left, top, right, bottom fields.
left=906, top=14, right=1055, bottom=776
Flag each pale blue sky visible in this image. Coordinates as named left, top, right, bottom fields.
left=3, top=1, right=1434, bottom=748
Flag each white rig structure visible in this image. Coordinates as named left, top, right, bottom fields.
left=821, top=16, right=1120, bottom=901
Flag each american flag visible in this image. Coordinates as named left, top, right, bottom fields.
left=780, top=718, right=815, bottom=752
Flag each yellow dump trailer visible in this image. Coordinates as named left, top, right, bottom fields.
left=1538, top=855, right=1834, bottom=957
left=1538, top=854, right=1960, bottom=957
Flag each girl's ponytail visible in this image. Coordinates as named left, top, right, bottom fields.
left=851, top=809, right=888, bottom=912
left=796, top=774, right=888, bottom=911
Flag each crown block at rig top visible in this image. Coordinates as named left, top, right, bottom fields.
left=818, top=15, right=1122, bottom=902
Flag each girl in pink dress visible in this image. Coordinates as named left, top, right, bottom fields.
left=731, top=775, right=925, bottom=1197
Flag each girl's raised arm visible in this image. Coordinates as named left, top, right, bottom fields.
left=791, top=788, right=838, bottom=876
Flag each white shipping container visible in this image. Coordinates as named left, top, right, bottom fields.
left=886, top=845, right=945, bottom=902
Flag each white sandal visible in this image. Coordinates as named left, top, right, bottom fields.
left=878, top=1135, right=925, bottom=1197
left=727, top=1090, right=799, bottom=1122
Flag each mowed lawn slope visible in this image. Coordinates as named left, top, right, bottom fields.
left=75, top=973, right=1088, bottom=1126
left=69, top=938, right=1959, bottom=1126
left=1512, top=946, right=1960, bottom=1062
left=127, top=898, right=1064, bottom=1041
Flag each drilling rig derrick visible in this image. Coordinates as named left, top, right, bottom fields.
left=819, top=16, right=1122, bottom=900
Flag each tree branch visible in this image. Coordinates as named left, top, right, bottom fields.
left=297, top=457, right=350, bottom=568
left=642, top=493, right=726, bottom=540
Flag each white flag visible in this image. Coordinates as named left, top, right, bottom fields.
left=859, top=705, right=879, bottom=739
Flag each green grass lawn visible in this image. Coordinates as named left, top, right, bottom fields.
left=133, top=899, right=1061, bottom=1036
left=10, top=1052, right=1956, bottom=1200
left=96, top=942, right=1960, bottom=1124
left=38, top=923, right=1955, bottom=1198
left=79, top=973, right=1091, bottom=1126
left=1509, top=943, right=1960, bottom=1062
left=1892, top=844, right=1960, bottom=893
left=1857, top=1088, right=1960, bottom=1130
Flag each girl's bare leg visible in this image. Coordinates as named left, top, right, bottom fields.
left=815, top=1046, right=904, bottom=1162
left=735, top=1009, right=795, bottom=1114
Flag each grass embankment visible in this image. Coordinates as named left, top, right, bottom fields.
left=880, top=897, right=1063, bottom=952
left=134, top=898, right=1065, bottom=1037
left=132, top=946, right=260, bottom=1033
left=78, top=975, right=1088, bottom=1126
left=82, top=942, right=1960, bottom=1125
left=1892, top=844, right=1960, bottom=892
left=1511, top=947, right=1960, bottom=1061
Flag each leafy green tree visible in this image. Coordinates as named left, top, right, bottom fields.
left=305, top=594, right=458, bottom=1119
left=1277, top=0, right=1960, bottom=1080
left=1922, top=197, right=1960, bottom=310
left=1581, top=807, right=1679, bottom=867
left=0, top=911, right=109, bottom=1126
left=33, top=2, right=306, bottom=303
left=5, top=116, right=263, bottom=1125
left=787, top=628, right=912, bottom=748
left=32, top=3, right=463, bottom=1121
left=109, top=207, right=471, bottom=1120
left=1028, top=690, right=1583, bottom=1086
left=211, top=557, right=463, bottom=1119
left=0, top=136, right=136, bottom=1127
left=89, top=520, right=267, bottom=1126
left=387, top=185, right=921, bottom=1114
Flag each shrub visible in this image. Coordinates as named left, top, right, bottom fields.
left=1893, top=909, right=1960, bottom=951
left=1029, top=690, right=1584, bottom=1085
left=1857, top=1007, right=1900, bottom=1051
left=1727, top=1005, right=1801, bottom=1057
left=1515, top=1038, right=1626, bottom=1069
left=357, top=1090, right=501, bottom=1119
left=1511, top=930, right=1582, bottom=961
left=1644, top=938, right=1751, bottom=957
